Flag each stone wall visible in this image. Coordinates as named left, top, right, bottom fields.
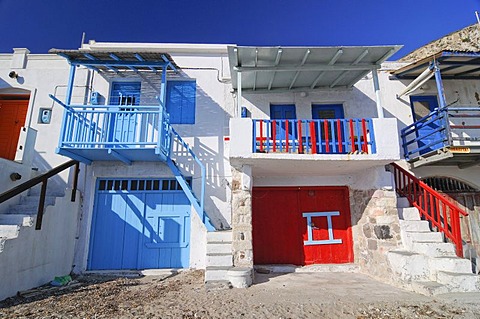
left=350, top=189, right=402, bottom=282
left=230, top=166, right=253, bottom=267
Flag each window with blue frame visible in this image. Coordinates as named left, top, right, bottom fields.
left=166, top=80, right=196, bottom=124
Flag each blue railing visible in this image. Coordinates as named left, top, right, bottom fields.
left=252, top=118, right=376, bottom=154
left=52, top=95, right=170, bottom=154
left=402, top=107, right=480, bottom=160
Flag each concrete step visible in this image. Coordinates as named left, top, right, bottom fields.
left=410, top=281, right=449, bottom=296
left=29, top=184, right=64, bottom=197
left=436, top=271, right=480, bottom=292
left=0, top=214, right=34, bottom=227
left=0, top=238, right=6, bottom=253
left=405, top=231, right=443, bottom=243
left=205, top=266, right=231, bottom=282
left=206, top=253, right=233, bottom=267
left=398, top=207, right=420, bottom=221
left=429, top=256, right=473, bottom=274
left=8, top=204, right=38, bottom=215
left=397, top=197, right=411, bottom=208
left=411, top=242, right=457, bottom=257
left=0, top=225, right=20, bottom=239
left=207, top=231, right=232, bottom=243
left=207, top=242, right=232, bottom=254
left=387, top=250, right=431, bottom=281
left=399, top=220, right=431, bottom=232
left=21, top=195, right=56, bottom=206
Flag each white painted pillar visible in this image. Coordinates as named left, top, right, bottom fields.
left=372, top=69, right=384, bottom=119
left=236, top=71, right=242, bottom=118
left=241, top=164, right=252, bottom=191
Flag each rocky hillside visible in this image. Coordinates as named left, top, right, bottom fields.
left=399, top=24, right=480, bottom=63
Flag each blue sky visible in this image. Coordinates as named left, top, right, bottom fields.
left=1, top=1, right=479, bottom=60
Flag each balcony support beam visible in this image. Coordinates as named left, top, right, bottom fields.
left=433, top=62, right=447, bottom=108
left=237, top=71, right=242, bottom=118
left=108, top=149, right=132, bottom=165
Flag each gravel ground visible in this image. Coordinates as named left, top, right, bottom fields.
left=0, top=270, right=479, bottom=319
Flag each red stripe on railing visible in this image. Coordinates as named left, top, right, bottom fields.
left=349, top=119, right=355, bottom=152
left=272, top=121, right=276, bottom=152
left=310, top=121, right=317, bottom=154
left=285, top=120, right=289, bottom=152
left=298, top=120, right=303, bottom=153
left=337, top=119, right=343, bottom=153
left=390, top=163, right=468, bottom=257
left=259, top=120, right=264, bottom=152
left=361, top=119, right=368, bottom=153
left=324, top=120, right=330, bottom=153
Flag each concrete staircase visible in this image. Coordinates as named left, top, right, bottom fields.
left=205, top=230, right=233, bottom=282
left=387, top=198, right=479, bottom=295
left=0, top=187, right=62, bottom=254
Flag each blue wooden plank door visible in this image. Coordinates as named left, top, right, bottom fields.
left=270, top=105, right=296, bottom=147
left=140, top=192, right=191, bottom=268
left=88, top=179, right=190, bottom=270
left=410, top=95, right=443, bottom=154
left=312, top=104, right=345, bottom=154
left=109, top=82, right=141, bottom=145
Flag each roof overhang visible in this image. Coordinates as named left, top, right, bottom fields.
left=48, top=49, right=179, bottom=74
left=228, top=45, right=401, bottom=93
left=393, top=51, right=480, bottom=80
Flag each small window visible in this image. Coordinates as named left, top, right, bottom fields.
left=166, top=80, right=196, bottom=124
left=312, top=104, right=344, bottom=119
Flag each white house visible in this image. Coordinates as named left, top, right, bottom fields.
left=0, top=40, right=479, bottom=300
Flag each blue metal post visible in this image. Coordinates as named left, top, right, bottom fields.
left=433, top=62, right=447, bottom=108
left=158, top=66, right=167, bottom=154
left=65, top=64, right=76, bottom=105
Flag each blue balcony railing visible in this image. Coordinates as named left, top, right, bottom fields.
left=252, top=118, right=376, bottom=154
left=402, top=107, right=480, bottom=160
left=52, top=95, right=171, bottom=163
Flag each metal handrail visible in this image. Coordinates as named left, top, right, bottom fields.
left=170, top=127, right=205, bottom=211
left=390, top=162, right=468, bottom=257
left=0, top=160, right=80, bottom=230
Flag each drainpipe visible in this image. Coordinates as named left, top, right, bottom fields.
left=236, top=71, right=242, bottom=118
left=371, top=69, right=384, bottom=119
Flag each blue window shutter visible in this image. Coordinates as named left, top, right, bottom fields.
left=166, top=81, right=196, bottom=124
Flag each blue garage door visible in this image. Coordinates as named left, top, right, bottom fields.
left=88, top=178, right=190, bottom=270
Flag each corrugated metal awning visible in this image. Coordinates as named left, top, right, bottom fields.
left=393, top=50, right=480, bottom=79
left=48, top=49, right=178, bottom=73
left=228, top=45, right=401, bottom=92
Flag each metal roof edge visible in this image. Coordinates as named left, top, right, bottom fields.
left=78, top=41, right=232, bottom=54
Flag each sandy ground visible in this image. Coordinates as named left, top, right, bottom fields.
left=1, top=270, right=480, bottom=319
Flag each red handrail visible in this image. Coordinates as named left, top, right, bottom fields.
left=390, top=163, right=468, bottom=257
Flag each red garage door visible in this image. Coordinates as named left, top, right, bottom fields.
left=252, top=186, right=353, bottom=265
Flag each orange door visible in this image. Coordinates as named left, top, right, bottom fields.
left=0, top=100, right=29, bottom=160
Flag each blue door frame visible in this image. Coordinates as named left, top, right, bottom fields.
left=312, top=104, right=345, bottom=153
left=409, top=95, right=443, bottom=154
left=109, top=82, right=141, bottom=144
left=270, top=104, right=296, bottom=142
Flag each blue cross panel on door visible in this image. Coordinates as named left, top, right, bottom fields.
left=88, top=178, right=191, bottom=270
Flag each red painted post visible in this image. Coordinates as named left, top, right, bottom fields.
left=259, top=120, right=264, bottom=152
left=361, top=119, right=368, bottom=153
left=298, top=120, right=303, bottom=154
left=310, top=121, right=317, bottom=154
left=285, top=120, right=289, bottom=153
left=349, top=119, right=355, bottom=152
left=324, top=120, right=330, bottom=153
left=272, top=121, right=277, bottom=152
left=452, top=209, right=463, bottom=257
left=337, top=119, right=343, bottom=153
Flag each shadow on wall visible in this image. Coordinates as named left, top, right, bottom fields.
left=170, top=83, right=232, bottom=229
